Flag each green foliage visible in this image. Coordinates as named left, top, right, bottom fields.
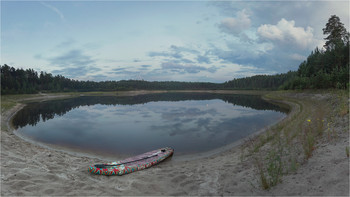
left=253, top=138, right=284, bottom=190
left=266, top=149, right=283, bottom=187
left=1, top=63, right=297, bottom=94
left=283, top=15, right=349, bottom=90
left=302, top=131, right=315, bottom=159
left=246, top=90, right=347, bottom=190
left=254, top=158, right=270, bottom=190
left=223, top=71, right=297, bottom=90
left=323, top=15, right=349, bottom=51
left=1, top=64, right=222, bottom=94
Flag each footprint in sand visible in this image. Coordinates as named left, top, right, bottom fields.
left=171, top=174, right=187, bottom=184
left=44, top=188, right=55, bottom=195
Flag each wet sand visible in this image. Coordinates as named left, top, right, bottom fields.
left=1, top=91, right=348, bottom=196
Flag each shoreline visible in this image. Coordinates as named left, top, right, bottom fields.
left=1, top=90, right=348, bottom=196
left=4, top=90, right=291, bottom=162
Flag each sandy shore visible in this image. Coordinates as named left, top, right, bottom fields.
left=1, top=91, right=349, bottom=196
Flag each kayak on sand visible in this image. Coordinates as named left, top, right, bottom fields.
left=88, top=147, right=174, bottom=176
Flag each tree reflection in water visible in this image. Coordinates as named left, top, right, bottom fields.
left=13, top=93, right=288, bottom=129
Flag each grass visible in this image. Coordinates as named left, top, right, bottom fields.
left=244, top=89, right=349, bottom=190
left=1, top=99, right=17, bottom=114
left=254, top=157, right=270, bottom=190
left=302, top=131, right=316, bottom=159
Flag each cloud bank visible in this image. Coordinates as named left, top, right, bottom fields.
left=2, top=1, right=348, bottom=82
left=257, top=18, right=321, bottom=50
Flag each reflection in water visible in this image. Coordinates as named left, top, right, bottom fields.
left=12, top=93, right=288, bottom=155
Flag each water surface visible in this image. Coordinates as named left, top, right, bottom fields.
left=13, top=93, right=287, bottom=156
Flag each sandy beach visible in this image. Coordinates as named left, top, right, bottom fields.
left=1, top=91, right=349, bottom=196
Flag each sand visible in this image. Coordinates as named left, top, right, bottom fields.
left=1, top=91, right=349, bottom=196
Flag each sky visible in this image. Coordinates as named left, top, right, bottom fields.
left=1, top=0, right=349, bottom=83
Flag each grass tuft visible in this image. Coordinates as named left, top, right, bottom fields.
left=244, top=90, right=347, bottom=190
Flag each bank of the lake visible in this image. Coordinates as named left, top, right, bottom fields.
left=1, top=90, right=349, bottom=196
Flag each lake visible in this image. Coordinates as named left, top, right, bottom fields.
left=12, top=93, right=288, bottom=156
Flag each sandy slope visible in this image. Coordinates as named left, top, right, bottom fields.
left=1, top=91, right=348, bottom=196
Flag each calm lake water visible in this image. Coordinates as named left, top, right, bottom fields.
left=12, top=93, right=288, bottom=156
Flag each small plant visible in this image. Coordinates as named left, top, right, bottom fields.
left=253, top=138, right=285, bottom=190
left=266, top=150, right=283, bottom=187
left=301, top=120, right=316, bottom=159
left=303, top=132, right=315, bottom=159
left=288, top=157, right=299, bottom=173
left=254, top=157, right=270, bottom=190
left=248, top=90, right=347, bottom=190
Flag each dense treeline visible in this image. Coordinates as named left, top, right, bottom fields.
left=281, top=46, right=349, bottom=89
left=0, top=64, right=222, bottom=94
left=1, top=64, right=74, bottom=94
left=281, top=15, right=349, bottom=90
left=1, top=63, right=295, bottom=94
left=223, top=72, right=297, bottom=90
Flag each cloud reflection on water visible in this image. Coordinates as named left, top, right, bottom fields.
left=13, top=93, right=286, bottom=155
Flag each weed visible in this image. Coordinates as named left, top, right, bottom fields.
left=247, top=90, right=347, bottom=190
left=254, top=157, right=270, bottom=190
left=266, top=149, right=283, bottom=186
left=303, top=132, right=315, bottom=159
left=289, top=157, right=299, bottom=173
left=1, top=100, right=17, bottom=113
left=336, top=91, right=349, bottom=117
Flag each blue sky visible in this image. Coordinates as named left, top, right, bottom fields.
left=1, top=0, right=349, bottom=82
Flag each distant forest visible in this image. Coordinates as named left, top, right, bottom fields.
left=1, top=15, right=348, bottom=95
left=0, top=64, right=299, bottom=94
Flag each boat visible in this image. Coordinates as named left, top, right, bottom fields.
left=88, top=147, right=174, bottom=175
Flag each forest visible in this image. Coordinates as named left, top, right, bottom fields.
left=0, top=66, right=222, bottom=94
left=281, top=15, right=349, bottom=89
left=1, top=15, right=349, bottom=95
left=0, top=64, right=298, bottom=94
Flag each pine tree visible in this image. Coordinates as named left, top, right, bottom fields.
left=323, top=15, right=348, bottom=51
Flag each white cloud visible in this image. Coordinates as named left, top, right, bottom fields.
left=161, top=62, right=218, bottom=74
left=257, top=23, right=284, bottom=40
left=219, top=9, right=251, bottom=35
left=257, top=18, right=321, bottom=50
left=289, top=53, right=307, bottom=61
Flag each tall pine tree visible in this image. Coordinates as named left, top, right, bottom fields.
left=322, top=15, right=348, bottom=51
